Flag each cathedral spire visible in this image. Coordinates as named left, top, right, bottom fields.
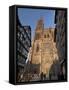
left=36, top=17, right=44, bottom=31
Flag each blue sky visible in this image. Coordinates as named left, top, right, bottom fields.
left=18, top=8, right=55, bottom=39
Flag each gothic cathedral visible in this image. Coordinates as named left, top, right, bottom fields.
left=30, top=18, right=59, bottom=78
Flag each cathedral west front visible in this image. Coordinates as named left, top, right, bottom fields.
left=29, top=18, right=59, bottom=79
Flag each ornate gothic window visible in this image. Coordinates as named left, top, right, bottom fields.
left=36, top=44, right=39, bottom=52
left=47, top=34, right=49, bottom=38
left=44, top=34, right=49, bottom=38
left=44, top=35, right=46, bottom=38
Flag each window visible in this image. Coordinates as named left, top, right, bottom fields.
left=17, top=42, right=20, bottom=51
left=44, top=34, right=49, bottom=38
left=20, top=34, right=22, bottom=41
left=47, top=34, right=49, bottom=38
left=44, top=35, right=46, bottom=38
left=36, top=44, right=39, bottom=52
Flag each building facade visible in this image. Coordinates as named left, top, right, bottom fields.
left=16, top=25, right=31, bottom=82
left=54, top=10, right=67, bottom=80
left=16, top=11, right=31, bottom=82
left=30, top=18, right=59, bottom=79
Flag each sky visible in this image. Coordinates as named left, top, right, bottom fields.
left=18, top=8, right=55, bottom=39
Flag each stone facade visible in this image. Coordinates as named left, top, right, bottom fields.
left=30, top=18, right=59, bottom=78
